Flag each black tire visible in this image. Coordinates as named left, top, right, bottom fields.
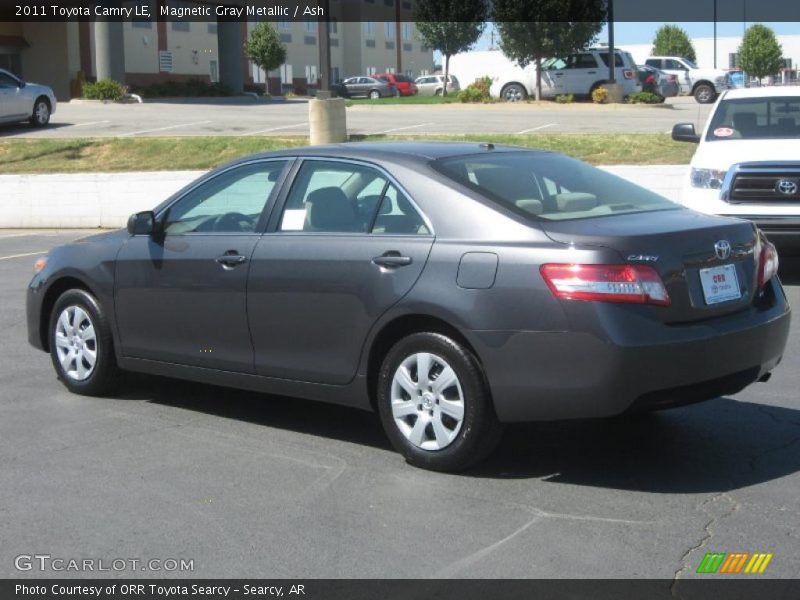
left=377, top=332, right=503, bottom=472
left=369, top=90, right=381, bottom=100
left=30, top=97, right=51, bottom=127
left=693, top=83, right=716, bottom=104
left=49, top=289, right=121, bottom=396
left=434, top=88, right=442, bottom=96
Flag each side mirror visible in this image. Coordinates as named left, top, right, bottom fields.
left=672, top=123, right=700, bottom=143
left=127, top=211, right=156, bottom=235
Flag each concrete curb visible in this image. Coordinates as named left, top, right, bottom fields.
left=0, top=166, right=687, bottom=229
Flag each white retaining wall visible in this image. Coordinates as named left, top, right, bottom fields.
left=0, top=166, right=688, bottom=228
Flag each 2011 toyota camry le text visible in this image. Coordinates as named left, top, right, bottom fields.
left=26, top=143, right=791, bottom=471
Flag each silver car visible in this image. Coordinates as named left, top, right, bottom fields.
left=0, top=68, right=56, bottom=127
left=415, top=74, right=460, bottom=96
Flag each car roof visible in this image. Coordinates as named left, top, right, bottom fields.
left=722, top=86, right=800, bottom=100
left=227, top=142, right=542, bottom=167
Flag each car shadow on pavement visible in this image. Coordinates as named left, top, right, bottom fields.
left=0, top=122, right=72, bottom=137
left=472, top=398, right=800, bottom=492
left=123, top=373, right=800, bottom=492
left=119, top=373, right=392, bottom=451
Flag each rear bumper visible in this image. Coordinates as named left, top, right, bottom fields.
left=473, top=278, right=791, bottom=422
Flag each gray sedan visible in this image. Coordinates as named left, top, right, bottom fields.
left=332, top=76, right=395, bottom=99
left=0, top=68, right=57, bottom=127
left=26, top=143, right=790, bottom=471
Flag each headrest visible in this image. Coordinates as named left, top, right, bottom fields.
left=306, top=187, right=357, bottom=231
left=556, top=192, right=597, bottom=212
left=474, top=168, right=541, bottom=201
left=733, top=112, right=757, bottom=130
left=515, top=199, right=543, bottom=215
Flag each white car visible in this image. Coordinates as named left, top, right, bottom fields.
left=0, top=68, right=57, bottom=127
left=414, top=74, right=460, bottom=96
left=672, top=86, right=800, bottom=252
left=645, top=57, right=730, bottom=103
left=490, top=48, right=640, bottom=101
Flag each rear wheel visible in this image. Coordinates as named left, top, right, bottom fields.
left=49, top=289, right=120, bottom=396
left=434, top=88, right=442, bottom=96
left=30, top=97, right=50, bottom=127
left=501, top=83, right=526, bottom=102
left=377, top=332, right=503, bottom=471
left=369, top=89, right=381, bottom=100
left=693, top=83, right=716, bottom=104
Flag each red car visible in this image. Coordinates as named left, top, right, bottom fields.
left=376, top=73, right=418, bottom=96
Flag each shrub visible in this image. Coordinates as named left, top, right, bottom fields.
left=625, top=91, right=665, bottom=104
left=83, top=79, right=126, bottom=101
left=458, top=76, right=493, bottom=103
left=555, top=93, right=574, bottom=104
left=591, top=86, right=608, bottom=104
left=130, top=79, right=231, bottom=98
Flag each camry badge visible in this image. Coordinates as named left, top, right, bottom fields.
left=714, top=240, right=732, bottom=260
left=627, top=254, right=658, bottom=263
left=776, top=179, right=799, bottom=196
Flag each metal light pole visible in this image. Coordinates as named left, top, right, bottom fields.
left=713, top=0, right=717, bottom=68
left=607, top=0, right=615, bottom=83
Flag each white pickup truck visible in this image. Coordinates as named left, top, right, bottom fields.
left=672, top=86, right=800, bottom=253
left=645, top=57, right=730, bottom=103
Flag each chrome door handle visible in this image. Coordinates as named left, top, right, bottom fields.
left=372, top=252, right=412, bottom=268
left=215, top=253, right=247, bottom=268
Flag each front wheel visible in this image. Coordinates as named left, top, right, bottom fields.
left=49, top=289, right=121, bottom=396
left=369, top=90, right=381, bottom=100
left=377, top=332, right=503, bottom=471
left=30, top=98, right=50, bottom=127
left=694, top=84, right=716, bottom=104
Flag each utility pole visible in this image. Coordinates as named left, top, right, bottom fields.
left=317, top=0, right=331, bottom=93
left=607, top=0, right=615, bottom=83
left=713, top=0, right=717, bottom=68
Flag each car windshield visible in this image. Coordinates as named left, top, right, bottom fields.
left=707, top=96, right=800, bottom=140
left=433, top=152, right=680, bottom=222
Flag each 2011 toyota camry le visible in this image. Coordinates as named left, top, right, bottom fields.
left=27, top=143, right=791, bottom=471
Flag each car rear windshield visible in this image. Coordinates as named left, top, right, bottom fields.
left=394, top=75, right=412, bottom=82
left=707, top=96, right=800, bottom=140
left=432, top=152, right=680, bottom=222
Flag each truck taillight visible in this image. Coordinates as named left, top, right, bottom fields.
left=540, top=264, right=671, bottom=306
left=757, top=239, right=779, bottom=289
left=623, top=69, right=634, bottom=80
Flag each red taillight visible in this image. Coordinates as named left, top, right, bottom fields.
left=757, top=239, right=779, bottom=289
left=540, top=264, right=671, bottom=306
left=645, top=74, right=656, bottom=85
left=623, top=69, right=634, bottom=80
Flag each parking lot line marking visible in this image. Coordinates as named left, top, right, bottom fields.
left=119, top=121, right=213, bottom=137
left=0, top=251, right=46, bottom=261
left=69, top=120, right=111, bottom=128
left=372, top=122, right=434, bottom=135
left=516, top=123, right=557, bottom=134
left=243, top=122, right=309, bottom=136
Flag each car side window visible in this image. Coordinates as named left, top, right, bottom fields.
left=665, top=59, right=687, bottom=70
left=279, top=160, right=388, bottom=233
left=163, top=161, right=287, bottom=234
left=371, top=184, right=430, bottom=235
left=0, top=73, right=19, bottom=88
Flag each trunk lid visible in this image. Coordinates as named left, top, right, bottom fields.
left=541, top=210, right=760, bottom=323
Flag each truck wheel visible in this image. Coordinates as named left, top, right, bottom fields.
left=501, top=83, right=526, bottom=102
left=694, top=84, right=716, bottom=104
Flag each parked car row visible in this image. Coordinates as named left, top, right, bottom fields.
left=331, top=73, right=461, bottom=99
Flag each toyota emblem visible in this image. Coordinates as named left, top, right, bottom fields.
left=776, top=179, right=799, bottom=196
left=714, top=240, right=732, bottom=260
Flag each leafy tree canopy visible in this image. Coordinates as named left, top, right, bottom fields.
left=651, top=24, right=697, bottom=62
left=739, top=24, right=784, bottom=79
left=244, top=21, right=287, bottom=75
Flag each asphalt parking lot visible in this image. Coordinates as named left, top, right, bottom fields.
left=0, top=96, right=713, bottom=138
left=1, top=230, right=799, bottom=582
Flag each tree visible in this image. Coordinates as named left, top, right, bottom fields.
left=739, top=24, right=784, bottom=81
left=414, top=0, right=488, bottom=96
left=493, top=0, right=606, bottom=100
left=244, top=22, right=287, bottom=93
left=651, top=25, right=696, bottom=62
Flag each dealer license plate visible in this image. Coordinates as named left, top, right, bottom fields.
left=699, top=264, right=741, bottom=305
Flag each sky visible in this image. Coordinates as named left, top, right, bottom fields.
left=473, top=21, right=799, bottom=51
